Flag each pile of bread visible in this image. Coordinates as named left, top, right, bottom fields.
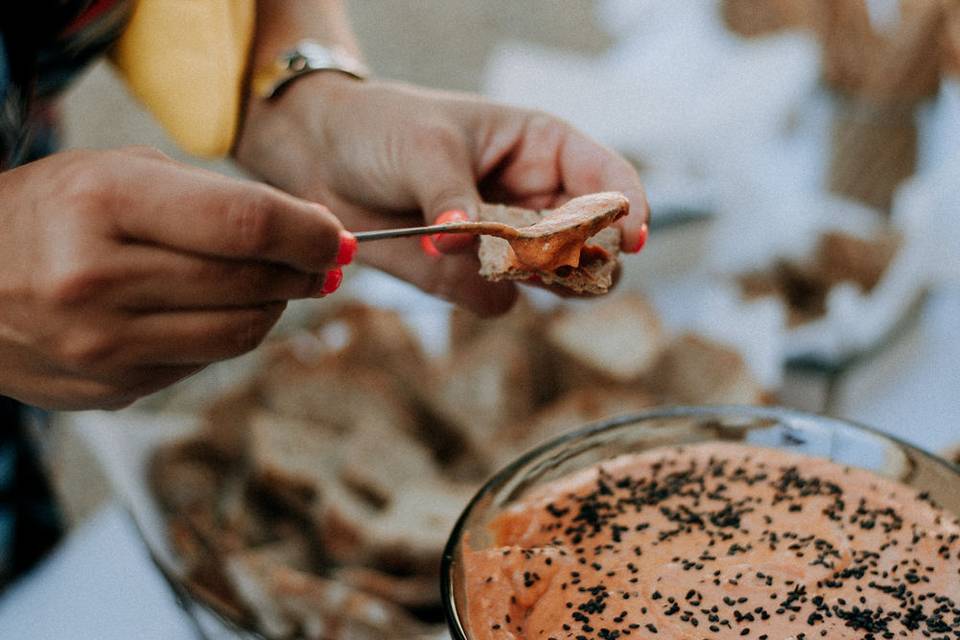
left=149, top=292, right=767, bottom=639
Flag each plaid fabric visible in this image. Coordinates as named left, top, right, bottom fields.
left=0, top=0, right=132, bottom=588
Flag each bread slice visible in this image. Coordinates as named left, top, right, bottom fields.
left=545, top=293, right=666, bottom=389
left=318, top=478, right=473, bottom=572
left=247, top=411, right=436, bottom=507
left=257, top=308, right=489, bottom=471
left=164, top=508, right=252, bottom=627
left=428, top=325, right=536, bottom=458
left=271, top=567, right=427, bottom=640
left=225, top=549, right=429, bottom=640
left=223, top=543, right=315, bottom=639
left=302, top=303, right=431, bottom=402
left=258, top=352, right=415, bottom=438
left=477, top=202, right=621, bottom=294
left=448, top=294, right=538, bottom=355
left=149, top=438, right=232, bottom=514
left=651, top=333, right=766, bottom=405
left=448, top=296, right=563, bottom=409
left=247, top=412, right=469, bottom=570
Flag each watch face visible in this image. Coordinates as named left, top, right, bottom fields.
left=287, top=53, right=309, bottom=72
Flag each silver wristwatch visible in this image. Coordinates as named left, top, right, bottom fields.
left=252, top=40, right=370, bottom=100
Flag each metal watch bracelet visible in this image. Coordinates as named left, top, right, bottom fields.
left=252, top=40, right=370, bottom=100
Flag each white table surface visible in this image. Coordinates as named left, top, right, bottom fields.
left=0, top=503, right=197, bottom=639
left=0, top=289, right=956, bottom=640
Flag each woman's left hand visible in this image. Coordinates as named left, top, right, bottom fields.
left=234, top=75, right=649, bottom=317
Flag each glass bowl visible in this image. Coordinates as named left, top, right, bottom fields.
left=441, top=405, right=960, bottom=639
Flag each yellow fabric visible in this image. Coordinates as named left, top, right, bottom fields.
left=111, top=0, right=256, bottom=157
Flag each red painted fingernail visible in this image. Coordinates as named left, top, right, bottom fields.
left=435, top=209, right=469, bottom=224
left=626, top=223, right=648, bottom=254
left=525, top=274, right=542, bottom=283
left=336, top=230, right=357, bottom=266
left=420, top=235, right=442, bottom=258
left=319, top=268, right=343, bottom=296
left=432, top=209, right=474, bottom=253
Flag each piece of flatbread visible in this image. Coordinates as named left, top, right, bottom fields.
left=225, top=549, right=428, bottom=640
left=477, top=198, right=622, bottom=294
left=247, top=413, right=471, bottom=570
left=650, top=333, right=767, bottom=405
left=545, top=293, right=665, bottom=388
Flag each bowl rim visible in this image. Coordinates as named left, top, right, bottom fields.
left=440, top=403, right=960, bottom=640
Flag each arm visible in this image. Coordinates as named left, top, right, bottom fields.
left=235, top=0, right=650, bottom=317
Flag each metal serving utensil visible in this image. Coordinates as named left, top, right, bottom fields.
left=352, top=192, right=629, bottom=271
left=353, top=221, right=519, bottom=242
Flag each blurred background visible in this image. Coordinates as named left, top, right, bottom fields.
left=58, top=0, right=960, bottom=507
left=6, top=0, right=959, bottom=637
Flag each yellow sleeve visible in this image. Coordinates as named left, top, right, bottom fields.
left=110, top=0, right=256, bottom=158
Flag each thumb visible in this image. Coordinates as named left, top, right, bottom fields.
left=409, top=148, right=482, bottom=255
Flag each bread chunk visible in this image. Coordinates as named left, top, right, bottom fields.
left=651, top=333, right=766, bottom=405
left=428, top=326, right=536, bottom=457
left=225, top=550, right=427, bottom=639
left=477, top=202, right=621, bottom=294
left=247, top=412, right=471, bottom=569
left=545, top=293, right=665, bottom=388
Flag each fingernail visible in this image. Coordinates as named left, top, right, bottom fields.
left=420, top=235, right=442, bottom=258
left=432, top=209, right=473, bottom=253
left=435, top=209, right=469, bottom=224
left=318, top=268, right=343, bottom=296
left=336, top=230, right=357, bottom=266
left=626, top=223, right=648, bottom=254
left=524, top=274, right=542, bottom=283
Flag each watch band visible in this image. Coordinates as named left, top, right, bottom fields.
left=252, top=40, right=370, bottom=100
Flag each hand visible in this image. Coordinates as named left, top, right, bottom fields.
left=234, top=76, right=649, bottom=316
left=0, top=147, right=350, bottom=410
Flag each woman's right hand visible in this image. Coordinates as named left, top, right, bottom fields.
left=0, top=147, right=350, bottom=410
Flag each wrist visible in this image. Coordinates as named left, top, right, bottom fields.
left=234, top=71, right=363, bottom=196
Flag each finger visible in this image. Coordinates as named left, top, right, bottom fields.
left=482, top=113, right=566, bottom=201
left=558, top=128, right=651, bottom=253
left=406, top=135, right=483, bottom=254
left=110, top=154, right=351, bottom=272
left=129, top=303, right=287, bottom=365
left=423, top=209, right=475, bottom=255
left=111, top=245, right=321, bottom=310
